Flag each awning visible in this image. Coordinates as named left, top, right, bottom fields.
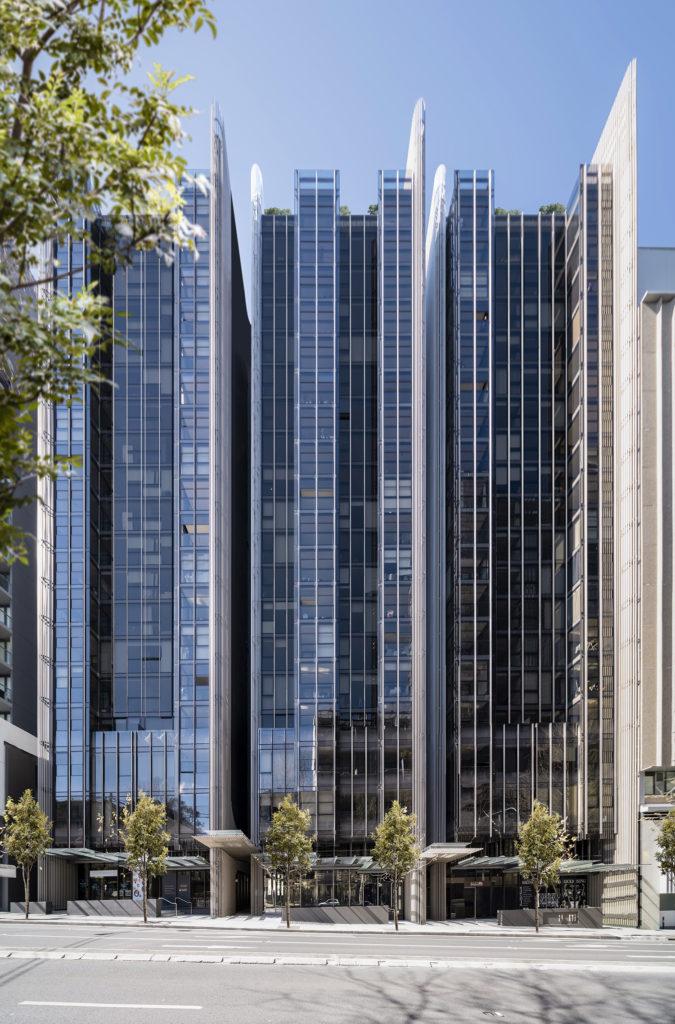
left=193, top=830, right=257, bottom=859
left=44, top=848, right=209, bottom=871
left=420, top=843, right=482, bottom=864
left=454, top=855, right=636, bottom=875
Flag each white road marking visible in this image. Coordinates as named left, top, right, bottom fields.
left=626, top=954, right=675, bottom=959
left=20, top=1001, right=203, bottom=1010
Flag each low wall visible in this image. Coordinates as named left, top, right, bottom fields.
left=67, top=899, right=162, bottom=918
left=498, top=907, right=603, bottom=928
left=290, top=906, right=389, bottom=925
left=10, top=902, right=53, bottom=915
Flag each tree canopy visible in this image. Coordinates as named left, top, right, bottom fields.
left=265, top=794, right=313, bottom=928
left=1, top=788, right=52, bottom=917
left=372, top=800, right=419, bottom=930
left=0, top=0, right=216, bottom=562
left=655, top=808, right=675, bottom=878
left=517, top=800, right=571, bottom=931
left=120, top=792, right=169, bottom=921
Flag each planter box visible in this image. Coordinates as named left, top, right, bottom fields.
left=498, top=907, right=603, bottom=928
left=10, top=902, right=53, bottom=915
left=67, top=899, right=162, bottom=918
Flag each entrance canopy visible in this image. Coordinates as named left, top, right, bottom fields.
left=420, top=843, right=482, bottom=864
left=193, top=830, right=257, bottom=860
left=454, top=855, right=636, bottom=875
left=45, top=848, right=209, bottom=871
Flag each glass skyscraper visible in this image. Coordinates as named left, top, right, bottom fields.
left=38, top=111, right=251, bottom=914
left=425, top=63, right=638, bottom=923
left=250, top=103, right=426, bottom=917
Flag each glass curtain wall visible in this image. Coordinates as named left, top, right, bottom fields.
left=337, top=214, right=378, bottom=850
left=378, top=170, right=414, bottom=817
left=565, top=167, right=614, bottom=850
left=294, top=171, right=340, bottom=848
left=257, top=212, right=296, bottom=828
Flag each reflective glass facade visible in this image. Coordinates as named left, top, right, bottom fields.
left=49, top=125, right=250, bottom=861
left=446, top=169, right=615, bottom=859
left=251, top=126, right=425, bottom=868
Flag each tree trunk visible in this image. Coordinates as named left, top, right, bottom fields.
left=23, top=867, right=29, bottom=920
left=534, top=885, right=540, bottom=933
left=393, top=875, right=399, bottom=932
left=285, top=869, right=291, bottom=928
left=142, top=865, right=148, bottom=924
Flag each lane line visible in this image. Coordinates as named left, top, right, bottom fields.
left=20, top=1001, right=203, bottom=1010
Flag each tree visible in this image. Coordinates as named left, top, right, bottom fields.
left=517, top=800, right=571, bottom=932
left=368, top=203, right=379, bottom=216
left=120, top=792, right=169, bottom=923
left=0, top=0, right=216, bottom=563
left=371, top=800, right=420, bottom=931
left=264, top=207, right=291, bottom=216
left=539, top=202, right=566, bottom=214
left=1, top=788, right=52, bottom=918
left=495, top=207, right=521, bottom=216
left=339, top=205, right=351, bottom=216
left=264, top=794, right=313, bottom=929
left=655, top=808, right=675, bottom=879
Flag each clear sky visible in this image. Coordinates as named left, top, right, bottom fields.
left=149, top=0, right=675, bottom=299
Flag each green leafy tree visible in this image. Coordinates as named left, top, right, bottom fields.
left=372, top=800, right=420, bottom=931
left=1, top=788, right=52, bottom=918
left=517, top=800, right=572, bottom=932
left=655, top=808, right=675, bottom=878
left=120, top=792, right=169, bottom=923
left=495, top=207, right=521, bottom=216
left=264, top=207, right=291, bottom=216
left=539, top=202, right=566, bottom=214
left=339, top=205, right=351, bottom=216
left=367, top=203, right=378, bottom=216
left=0, top=0, right=216, bottom=563
left=264, top=794, right=313, bottom=929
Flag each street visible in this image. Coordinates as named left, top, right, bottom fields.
left=0, top=921, right=673, bottom=1022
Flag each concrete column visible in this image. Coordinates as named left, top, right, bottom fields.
left=250, top=858, right=265, bottom=916
left=405, top=863, right=426, bottom=924
left=209, top=849, right=237, bottom=918
left=427, top=862, right=446, bottom=920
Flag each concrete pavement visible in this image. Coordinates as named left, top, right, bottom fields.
left=1, top=910, right=673, bottom=941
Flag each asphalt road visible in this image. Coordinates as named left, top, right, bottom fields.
left=1, top=919, right=675, bottom=967
left=0, top=956, right=674, bottom=1024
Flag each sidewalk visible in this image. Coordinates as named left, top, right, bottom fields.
left=1, top=910, right=673, bottom=941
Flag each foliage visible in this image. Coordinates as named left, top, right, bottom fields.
left=264, top=207, right=291, bottom=216
left=539, top=202, right=566, bottom=214
left=0, top=0, right=216, bottom=562
left=655, top=808, right=675, bottom=878
left=372, top=800, right=419, bottom=931
left=339, top=205, right=351, bottom=216
left=120, top=792, right=169, bottom=922
left=367, top=203, right=378, bottom=216
left=517, top=800, right=572, bottom=931
left=265, top=794, right=313, bottom=928
left=495, top=207, right=521, bottom=216
left=1, top=788, right=52, bottom=918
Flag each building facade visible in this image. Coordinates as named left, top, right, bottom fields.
left=249, top=104, right=427, bottom=918
left=638, top=245, right=675, bottom=928
left=38, top=110, right=251, bottom=915
left=425, top=62, right=639, bottom=923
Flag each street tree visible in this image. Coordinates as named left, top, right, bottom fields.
left=120, top=792, right=169, bottom=923
left=655, top=808, right=675, bottom=878
left=517, top=800, right=572, bottom=932
left=0, top=0, right=216, bottom=563
left=264, top=794, right=313, bottom=929
left=1, top=788, right=52, bottom=918
left=372, top=800, right=420, bottom=931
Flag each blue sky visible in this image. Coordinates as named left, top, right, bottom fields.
left=150, top=0, right=675, bottom=295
